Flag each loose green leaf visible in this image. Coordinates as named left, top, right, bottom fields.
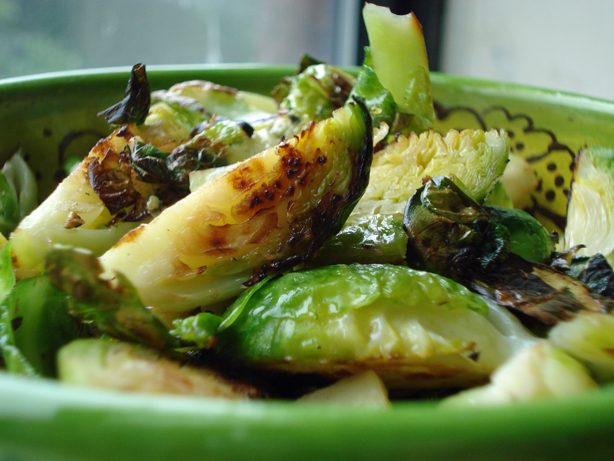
left=171, top=313, right=222, bottom=349
left=0, top=241, right=15, bottom=302
left=482, top=181, right=514, bottom=209
left=1, top=275, right=80, bottom=377
left=349, top=50, right=396, bottom=129
left=0, top=320, right=37, bottom=377
left=485, top=205, right=556, bottom=264
left=0, top=241, right=35, bottom=376
left=309, top=213, right=408, bottom=267
left=45, top=245, right=177, bottom=350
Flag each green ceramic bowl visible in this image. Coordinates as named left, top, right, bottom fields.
left=1, top=66, right=614, bottom=461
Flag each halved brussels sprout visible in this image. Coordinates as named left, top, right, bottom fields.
left=352, top=128, right=510, bottom=218
left=549, top=311, right=614, bottom=383
left=213, top=264, right=536, bottom=391
left=99, top=100, right=373, bottom=313
left=442, top=343, right=597, bottom=406
left=58, top=338, right=260, bottom=399
left=164, top=79, right=278, bottom=123
left=565, top=146, right=614, bottom=267
left=296, top=370, right=391, bottom=408
left=312, top=128, right=509, bottom=267
left=10, top=129, right=145, bottom=279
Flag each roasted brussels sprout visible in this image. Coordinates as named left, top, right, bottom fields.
left=210, top=264, right=536, bottom=391
left=443, top=343, right=597, bottom=406
left=352, top=128, right=510, bottom=219
left=58, top=338, right=260, bottom=399
left=99, top=100, right=373, bottom=313
left=565, top=146, right=614, bottom=267
left=403, top=176, right=614, bottom=325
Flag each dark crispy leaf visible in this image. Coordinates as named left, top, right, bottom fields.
left=98, top=63, right=151, bottom=125
left=45, top=245, right=177, bottom=350
left=88, top=146, right=140, bottom=215
left=403, top=176, right=510, bottom=274
left=551, top=247, right=614, bottom=299
left=467, top=253, right=612, bottom=325
left=130, top=142, right=173, bottom=183
left=130, top=119, right=252, bottom=186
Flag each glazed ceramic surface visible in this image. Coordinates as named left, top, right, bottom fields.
left=1, top=66, right=614, bottom=461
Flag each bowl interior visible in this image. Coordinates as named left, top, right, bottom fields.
left=1, top=66, right=614, bottom=461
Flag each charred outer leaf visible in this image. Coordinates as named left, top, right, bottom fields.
left=551, top=247, right=614, bottom=299
left=98, top=63, right=151, bottom=125
left=246, top=97, right=373, bottom=285
left=88, top=146, right=141, bottom=216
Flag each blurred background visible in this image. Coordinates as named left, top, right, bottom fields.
left=1, top=0, right=613, bottom=100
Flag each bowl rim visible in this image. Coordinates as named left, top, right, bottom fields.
left=2, top=63, right=614, bottom=108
